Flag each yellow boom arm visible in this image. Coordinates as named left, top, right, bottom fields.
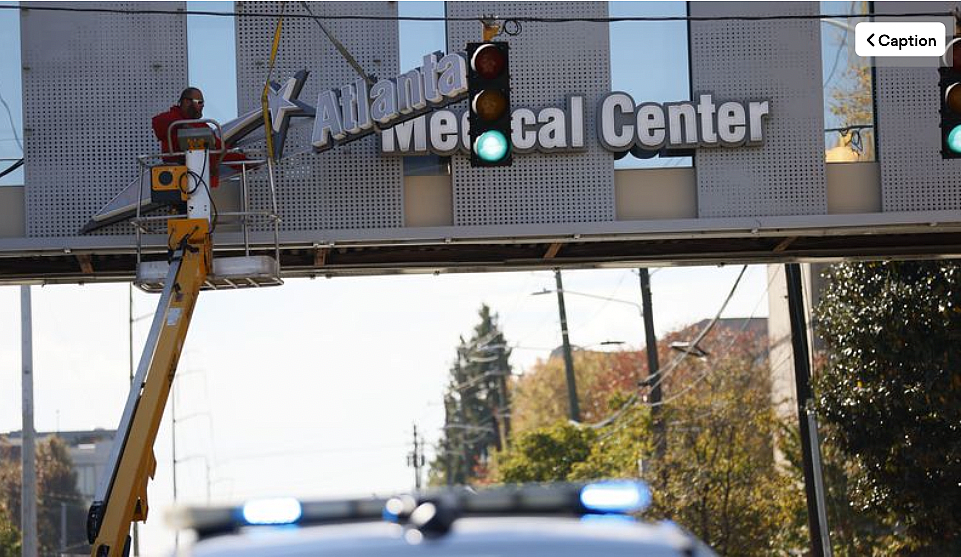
left=87, top=220, right=210, bottom=557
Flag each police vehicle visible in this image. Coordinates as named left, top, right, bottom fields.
left=167, top=481, right=717, bottom=556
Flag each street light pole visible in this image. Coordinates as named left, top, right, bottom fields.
left=553, top=270, right=580, bottom=421
left=21, top=285, right=38, bottom=557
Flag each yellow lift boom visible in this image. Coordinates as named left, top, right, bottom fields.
left=87, top=221, right=210, bottom=557
left=86, top=124, right=281, bottom=556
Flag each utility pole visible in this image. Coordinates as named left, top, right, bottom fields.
left=128, top=283, right=140, bottom=556
left=443, top=437, right=453, bottom=486
left=60, top=502, right=67, bottom=554
left=408, top=424, right=424, bottom=490
left=553, top=270, right=580, bottom=421
left=638, top=268, right=664, bottom=459
left=785, top=264, right=832, bottom=557
left=21, top=285, right=38, bottom=557
left=496, top=367, right=511, bottom=447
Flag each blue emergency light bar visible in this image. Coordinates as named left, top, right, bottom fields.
left=240, top=497, right=302, bottom=525
left=169, top=480, right=652, bottom=538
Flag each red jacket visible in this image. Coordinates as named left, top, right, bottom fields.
left=151, top=106, right=222, bottom=155
left=151, top=106, right=246, bottom=187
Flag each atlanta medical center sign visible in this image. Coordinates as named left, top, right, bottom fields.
left=310, top=50, right=772, bottom=157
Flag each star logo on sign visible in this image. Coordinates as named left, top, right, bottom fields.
left=221, top=69, right=315, bottom=160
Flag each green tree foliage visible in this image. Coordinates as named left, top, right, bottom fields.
left=645, top=327, right=800, bottom=556
left=493, top=322, right=801, bottom=556
left=429, top=304, right=513, bottom=486
left=779, top=419, right=899, bottom=556
left=495, top=422, right=596, bottom=482
left=814, top=261, right=961, bottom=552
left=0, top=436, right=88, bottom=555
left=0, top=506, right=20, bottom=557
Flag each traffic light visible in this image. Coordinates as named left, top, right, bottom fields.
left=940, top=42, right=961, bottom=159
left=467, top=41, right=512, bottom=167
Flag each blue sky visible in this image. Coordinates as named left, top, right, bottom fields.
left=0, top=2, right=865, bottom=554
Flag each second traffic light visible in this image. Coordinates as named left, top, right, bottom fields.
left=940, top=65, right=961, bottom=159
left=941, top=42, right=961, bottom=159
left=467, top=41, right=512, bottom=167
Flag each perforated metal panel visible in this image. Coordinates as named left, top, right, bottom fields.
left=875, top=2, right=961, bottom=212
left=447, top=2, right=614, bottom=226
left=235, top=2, right=402, bottom=232
left=690, top=2, right=827, bottom=218
left=21, top=1, right=187, bottom=237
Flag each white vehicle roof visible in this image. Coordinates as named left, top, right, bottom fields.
left=186, top=516, right=715, bottom=557
left=169, top=482, right=717, bottom=557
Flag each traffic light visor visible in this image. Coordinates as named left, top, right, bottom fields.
left=471, top=44, right=507, bottom=79
left=947, top=83, right=961, bottom=114
left=473, top=90, right=509, bottom=121
left=474, top=130, right=510, bottom=162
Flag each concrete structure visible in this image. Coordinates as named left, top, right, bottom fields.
left=0, top=2, right=959, bottom=283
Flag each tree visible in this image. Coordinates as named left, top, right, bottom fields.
left=429, top=304, right=513, bottom=486
left=0, top=506, right=20, bottom=557
left=814, top=261, right=961, bottom=553
left=778, top=418, right=899, bottom=557
left=641, top=327, right=800, bottom=557
left=0, top=436, right=88, bottom=556
left=494, top=422, right=595, bottom=483
left=510, top=349, right=642, bottom=434
left=492, top=322, right=802, bottom=556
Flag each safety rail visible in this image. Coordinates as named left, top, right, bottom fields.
left=130, top=139, right=283, bottom=292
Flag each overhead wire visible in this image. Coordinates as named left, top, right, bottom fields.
left=638, top=265, right=751, bottom=396
left=0, top=81, right=22, bottom=153
left=577, top=264, right=749, bottom=430
left=594, top=265, right=776, bottom=440
left=648, top=268, right=777, bottom=408
left=0, top=5, right=952, bottom=23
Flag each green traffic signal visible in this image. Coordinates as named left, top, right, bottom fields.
left=474, top=130, right=510, bottom=162
left=948, top=125, right=961, bottom=153
left=941, top=67, right=961, bottom=159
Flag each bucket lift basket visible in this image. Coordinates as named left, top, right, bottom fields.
left=130, top=146, right=283, bottom=293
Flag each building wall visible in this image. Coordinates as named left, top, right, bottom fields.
left=767, top=263, right=828, bottom=424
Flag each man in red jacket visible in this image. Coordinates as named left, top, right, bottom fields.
left=152, top=87, right=210, bottom=155
left=152, top=87, right=245, bottom=186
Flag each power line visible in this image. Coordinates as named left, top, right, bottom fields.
left=650, top=277, right=774, bottom=408
left=0, top=5, right=952, bottom=24
left=578, top=265, right=749, bottom=430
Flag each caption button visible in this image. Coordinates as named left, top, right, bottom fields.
left=855, top=22, right=946, bottom=57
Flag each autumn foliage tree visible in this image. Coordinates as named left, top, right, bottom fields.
left=0, top=436, right=87, bottom=555
left=491, top=322, right=803, bottom=556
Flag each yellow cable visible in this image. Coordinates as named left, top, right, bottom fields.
left=261, top=5, right=285, bottom=161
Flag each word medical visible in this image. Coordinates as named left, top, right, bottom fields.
left=312, top=51, right=468, bottom=152
left=382, top=97, right=587, bottom=155
left=382, top=93, right=771, bottom=155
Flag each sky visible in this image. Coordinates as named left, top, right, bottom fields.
left=0, top=1, right=864, bottom=554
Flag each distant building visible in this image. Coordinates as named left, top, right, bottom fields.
left=1, top=429, right=115, bottom=502
left=766, top=263, right=828, bottom=423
